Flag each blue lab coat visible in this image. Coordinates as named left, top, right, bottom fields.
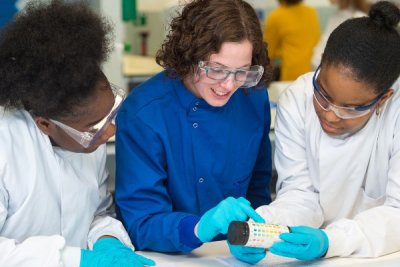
left=115, top=71, right=272, bottom=252
left=0, top=1, right=17, bottom=29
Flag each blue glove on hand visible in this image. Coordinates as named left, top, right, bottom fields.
left=269, top=226, right=329, bottom=261
left=197, top=197, right=265, bottom=243
left=80, top=238, right=156, bottom=267
left=228, top=242, right=266, bottom=265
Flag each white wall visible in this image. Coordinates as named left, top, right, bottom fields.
left=99, top=0, right=125, bottom=89
left=138, top=0, right=180, bottom=12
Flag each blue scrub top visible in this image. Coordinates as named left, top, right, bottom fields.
left=115, top=71, right=272, bottom=252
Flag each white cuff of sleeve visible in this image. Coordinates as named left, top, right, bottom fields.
left=61, top=246, right=81, bottom=267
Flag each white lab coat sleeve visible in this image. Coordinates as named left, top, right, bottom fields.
left=324, top=114, right=400, bottom=258
left=86, top=146, right=133, bottom=250
left=0, top=166, right=79, bottom=267
left=61, top=246, right=81, bottom=267
left=257, top=77, right=324, bottom=227
left=0, top=235, right=69, bottom=267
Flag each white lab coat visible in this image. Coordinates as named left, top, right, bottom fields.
left=0, top=110, right=132, bottom=266
left=257, top=73, right=400, bottom=258
left=311, top=9, right=366, bottom=69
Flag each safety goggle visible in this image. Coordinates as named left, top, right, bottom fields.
left=197, top=61, right=264, bottom=88
left=50, top=83, right=126, bottom=148
left=312, top=66, right=384, bottom=119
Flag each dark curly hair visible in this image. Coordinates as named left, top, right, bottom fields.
left=0, top=0, right=113, bottom=119
left=156, top=0, right=273, bottom=87
left=322, top=1, right=400, bottom=94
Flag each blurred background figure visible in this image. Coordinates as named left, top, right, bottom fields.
left=263, top=0, right=320, bottom=81
left=312, top=0, right=370, bottom=69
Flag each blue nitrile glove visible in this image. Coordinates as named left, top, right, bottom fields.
left=197, top=197, right=265, bottom=243
left=228, top=242, right=266, bottom=265
left=269, top=226, right=329, bottom=261
left=80, top=238, right=156, bottom=267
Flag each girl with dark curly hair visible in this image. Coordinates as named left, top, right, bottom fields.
left=115, top=0, right=273, bottom=263
left=0, top=1, right=154, bottom=266
left=256, top=0, right=400, bottom=262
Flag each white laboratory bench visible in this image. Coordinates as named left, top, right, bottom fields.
left=137, top=240, right=400, bottom=267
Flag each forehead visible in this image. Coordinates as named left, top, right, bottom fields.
left=319, top=64, right=377, bottom=106
left=208, top=40, right=253, bottom=68
left=68, top=81, right=113, bottom=123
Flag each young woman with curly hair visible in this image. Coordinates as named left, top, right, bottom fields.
left=115, top=0, right=273, bottom=263
left=0, top=1, right=154, bottom=266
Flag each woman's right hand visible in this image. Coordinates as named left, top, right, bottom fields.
left=196, top=197, right=265, bottom=243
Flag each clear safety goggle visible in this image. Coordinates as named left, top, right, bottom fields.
left=312, top=66, right=384, bottom=119
left=50, top=83, right=126, bottom=148
left=197, top=61, right=264, bottom=88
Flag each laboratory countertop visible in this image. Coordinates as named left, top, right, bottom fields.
left=137, top=241, right=400, bottom=267
left=122, top=54, right=163, bottom=76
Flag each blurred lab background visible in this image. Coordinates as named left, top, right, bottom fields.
left=2, top=0, right=398, bottom=99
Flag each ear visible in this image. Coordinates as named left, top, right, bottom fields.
left=192, top=64, right=201, bottom=84
left=376, top=89, right=394, bottom=110
left=34, top=117, right=52, bottom=136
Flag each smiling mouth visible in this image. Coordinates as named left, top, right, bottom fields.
left=211, top=87, right=229, bottom=96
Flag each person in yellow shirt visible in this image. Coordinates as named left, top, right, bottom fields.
left=263, top=0, right=320, bottom=81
